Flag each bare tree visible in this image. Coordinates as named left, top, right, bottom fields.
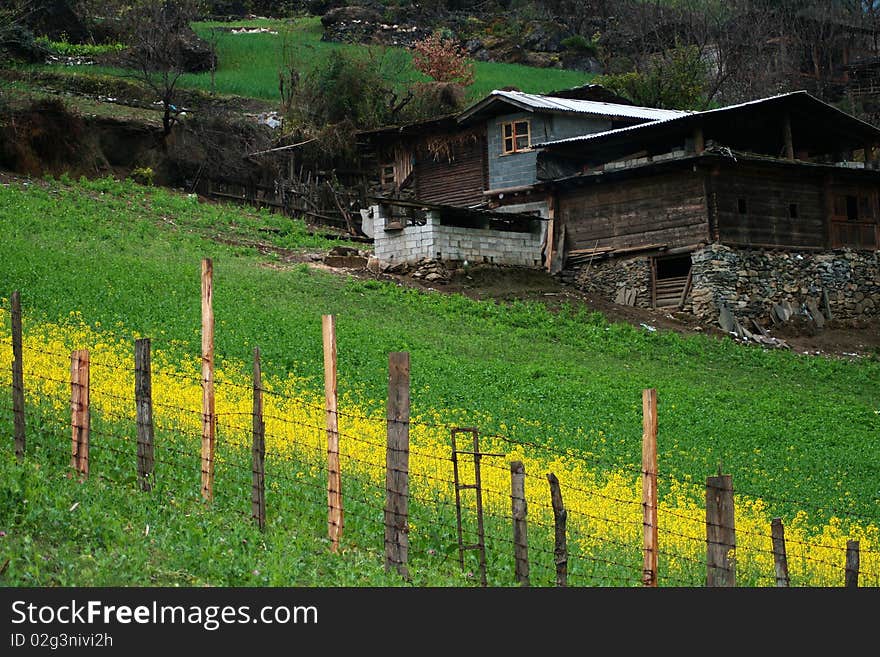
left=118, top=0, right=203, bottom=140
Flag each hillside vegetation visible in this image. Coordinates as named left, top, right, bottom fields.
left=23, top=17, right=593, bottom=107
left=0, top=175, right=877, bottom=587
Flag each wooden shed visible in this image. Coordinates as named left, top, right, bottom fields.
left=536, top=91, right=880, bottom=318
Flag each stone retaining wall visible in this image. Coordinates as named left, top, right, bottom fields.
left=568, top=243, right=880, bottom=323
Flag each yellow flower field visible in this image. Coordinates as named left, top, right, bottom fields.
left=0, top=309, right=877, bottom=587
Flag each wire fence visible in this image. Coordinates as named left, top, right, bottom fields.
left=1, top=298, right=878, bottom=588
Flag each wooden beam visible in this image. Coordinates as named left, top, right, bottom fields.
left=706, top=474, right=736, bottom=587
left=511, top=460, right=529, bottom=587
left=252, top=347, right=266, bottom=531
left=771, top=517, right=790, bottom=587
left=135, top=338, right=155, bottom=492
left=385, top=352, right=410, bottom=579
left=783, top=114, right=794, bottom=160
left=323, top=315, right=343, bottom=552
left=693, top=127, right=705, bottom=155
left=547, top=472, right=567, bottom=587
left=201, top=258, right=215, bottom=502
left=11, top=291, right=25, bottom=462
left=642, top=389, right=658, bottom=587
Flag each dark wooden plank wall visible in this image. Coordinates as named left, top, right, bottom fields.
left=415, top=135, right=487, bottom=207
left=558, top=172, right=709, bottom=251
left=715, top=169, right=826, bottom=247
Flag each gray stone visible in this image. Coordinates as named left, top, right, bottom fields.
left=719, top=304, right=738, bottom=333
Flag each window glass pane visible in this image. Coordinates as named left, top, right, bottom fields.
left=503, top=124, right=512, bottom=138
left=514, top=121, right=529, bottom=135
left=503, top=137, right=513, bottom=153
left=515, top=135, right=529, bottom=150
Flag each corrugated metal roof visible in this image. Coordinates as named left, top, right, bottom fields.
left=459, top=89, right=689, bottom=123
left=533, top=90, right=872, bottom=148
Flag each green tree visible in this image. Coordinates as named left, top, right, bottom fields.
left=596, top=42, right=709, bottom=110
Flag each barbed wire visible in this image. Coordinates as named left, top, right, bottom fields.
left=1, top=346, right=878, bottom=587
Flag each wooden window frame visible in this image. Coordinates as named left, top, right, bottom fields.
left=501, top=120, right=531, bottom=155
left=830, top=189, right=879, bottom=249
left=380, top=163, right=395, bottom=188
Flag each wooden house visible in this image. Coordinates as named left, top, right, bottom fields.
left=358, top=84, right=684, bottom=215
left=535, top=90, right=880, bottom=322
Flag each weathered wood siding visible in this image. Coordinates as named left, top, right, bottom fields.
left=414, top=135, right=487, bottom=207
left=715, top=169, right=826, bottom=248
left=558, top=171, right=709, bottom=251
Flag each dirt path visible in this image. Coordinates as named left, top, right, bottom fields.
left=337, top=259, right=880, bottom=361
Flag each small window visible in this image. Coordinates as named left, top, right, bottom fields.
left=501, top=120, right=531, bottom=154
left=380, top=164, right=395, bottom=187
left=737, top=198, right=748, bottom=214
left=847, top=195, right=859, bottom=221
left=833, top=193, right=873, bottom=222
left=789, top=203, right=798, bottom=219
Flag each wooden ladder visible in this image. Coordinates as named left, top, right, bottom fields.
left=654, top=271, right=692, bottom=309
left=450, top=428, right=502, bottom=587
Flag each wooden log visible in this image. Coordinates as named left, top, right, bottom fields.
left=642, top=388, right=658, bottom=586
left=11, top=291, right=25, bottom=462
left=770, top=517, right=790, bottom=587
left=323, top=315, right=343, bottom=552
left=845, top=540, right=859, bottom=588
left=384, top=352, right=410, bottom=579
left=511, top=460, right=529, bottom=586
left=252, top=347, right=266, bottom=531
left=201, top=258, right=215, bottom=501
left=706, top=474, right=736, bottom=587
left=693, top=126, right=705, bottom=154
left=69, top=350, right=89, bottom=478
left=783, top=113, right=794, bottom=160
left=547, top=472, right=567, bottom=587
left=134, top=338, right=155, bottom=492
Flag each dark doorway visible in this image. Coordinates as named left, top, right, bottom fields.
left=653, top=254, right=693, bottom=308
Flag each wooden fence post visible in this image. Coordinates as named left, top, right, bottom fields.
left=547, top=472, right=567, bottom=587
left=134, top=338, right=154, bottom=492
left=70, top=349, right=89, bottom=478
left=642, top=388, right=658, bottom=587
left=323, top=314, right=343, bottom=552
left=511, top=460, right=529, bottom=586
left=200, top=258, right=215, bottom=501
left=706, top=473, right=736, bottom=587
left=385, top=352, right=410, bottom=579
left=845, top=540, right=860, bottom=588
left=770, top=517, right=790, bottom=587
left=11, top=291, right=25, bottom=462
left=252, top=347, right=266, bottom=531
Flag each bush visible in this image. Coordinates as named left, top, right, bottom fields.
left=560, top=34, right=597, bottom=55
left=410, top=32, right=475, bottom=86
left=129, top=166, right=154, bottom=186
left=595, top=43, right=708, bottom=110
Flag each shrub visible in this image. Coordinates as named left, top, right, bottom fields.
left=561, top=34, right=597, bottom=55
left=595, top=43, right=708, bottom=110
left=129, top=166, right=154, bottom=186
left=410, top=32, right=475, bottom=87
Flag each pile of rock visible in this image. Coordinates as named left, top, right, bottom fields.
left=410, top=259, right=452, bottom=284
left=323, top=245, right=368, bottom=269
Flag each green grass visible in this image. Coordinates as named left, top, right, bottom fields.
left=0, top=175, right=877, bottom=519
left=0, top=176, right=878, bottom=586
left=27, top=17, right=594, bottom=107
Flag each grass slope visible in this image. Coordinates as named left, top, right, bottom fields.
left=0, top=176, right=878, bottom=585
left=26, top=17, right=594, bottom=106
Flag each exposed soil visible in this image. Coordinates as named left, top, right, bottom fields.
left=329, top=258, right=880, bottom=362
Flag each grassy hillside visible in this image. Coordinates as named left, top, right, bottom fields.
left=26, top=17, right=593, bottom=107
left=0, top=175, right=878, bottom=587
